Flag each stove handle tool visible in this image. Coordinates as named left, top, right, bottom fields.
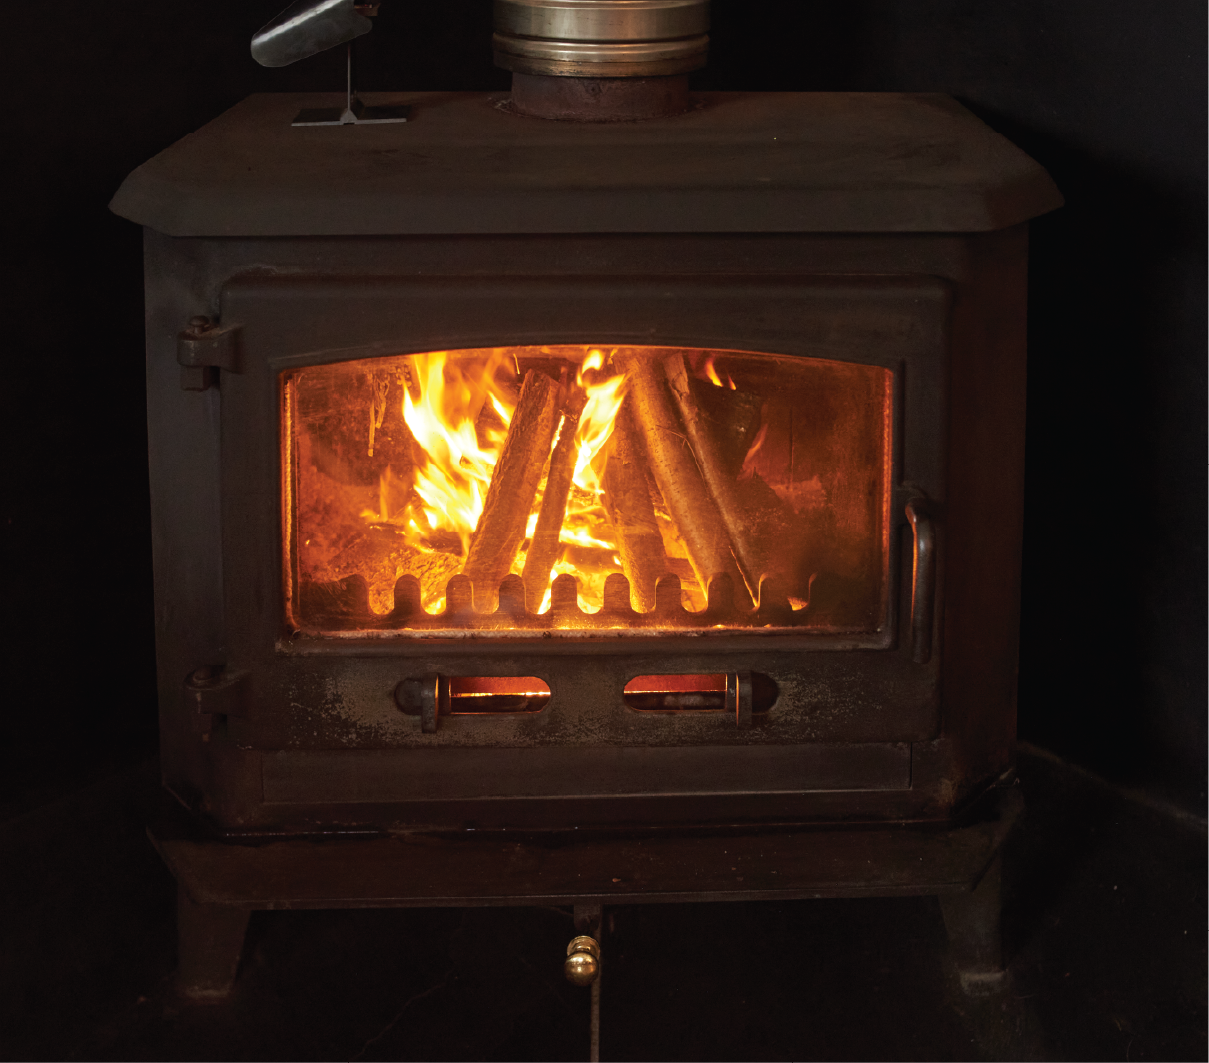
left=905, top=497, right=936, bottom=665
left=566, top=904, right=603, bottom=1063
left=251, top=0, right=376, bottom=68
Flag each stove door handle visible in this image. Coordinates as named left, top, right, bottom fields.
left=905, top=498, right=936, bottom=665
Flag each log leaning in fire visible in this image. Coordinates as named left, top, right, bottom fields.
left=602, top=401, right=670, bottom=612
left=693, top=381, right=763, bottom=474
left=663, top=352, right=764, bottom=600
left=520, top=388, right=587, bottom=609
left=612, top=350, right=753, bottom=608
left=462, top=369, right=559, bottom=610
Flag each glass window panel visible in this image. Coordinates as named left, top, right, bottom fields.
left=281, top=345, right=891, bottom=635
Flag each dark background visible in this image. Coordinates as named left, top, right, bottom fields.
left=3, top=1, right=1205, bottom=808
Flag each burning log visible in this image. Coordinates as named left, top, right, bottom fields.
left=601, top=401, right=669, bottom=612
left=521, top=386, right=587, bottom=610
left=693, top=380, right=763, bottom=473
left=663, top=352, right=764, bottom=599
left=462, top=369, right=560, bottom=609
left=612, top=350, right=753, bottom=607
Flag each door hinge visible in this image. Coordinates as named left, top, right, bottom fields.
left=184, top=666, right=250, bottom=725
left=177, top=316, right=241, bottom=391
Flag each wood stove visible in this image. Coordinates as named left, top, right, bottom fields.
left=112, top=78, right=1060, bottom=1003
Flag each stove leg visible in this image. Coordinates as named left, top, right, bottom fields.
left=175, top=885, right=252, bottom=1001
left=939, top=852, right=1006, bottom=995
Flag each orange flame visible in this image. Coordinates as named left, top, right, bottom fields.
left=739, top=422, right=768, bottom=480
left=703, top=354, right=737, bottom=391
left=402, top=350, right=515, bottom=556
left=335, top=345, right=775, bottom=618
left=572, top=349, right=628, bottom=492
left=365, top=348, right=631, bottom=615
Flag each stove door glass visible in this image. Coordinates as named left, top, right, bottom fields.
left=281, top=346, right=892, bottom=634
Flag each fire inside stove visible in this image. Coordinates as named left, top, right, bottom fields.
left=282, top=346, right=891, bottom=635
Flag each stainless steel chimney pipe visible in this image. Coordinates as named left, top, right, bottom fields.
left=493, top=0, right=709, bottom=78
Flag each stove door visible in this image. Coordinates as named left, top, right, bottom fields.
left=205, top=273, right=949, bottom=827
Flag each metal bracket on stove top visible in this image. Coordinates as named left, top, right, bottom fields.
left=292, top=44, right=410, bottom=127
left=293, top=95, right=411, bottom=126
left=250, top=1, right=409, bottom=127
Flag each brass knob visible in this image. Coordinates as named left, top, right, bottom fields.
left=564, top=934, right=600, bottom=986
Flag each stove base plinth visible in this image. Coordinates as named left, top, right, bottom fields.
left=156, top=786, right=1020, bottom=1000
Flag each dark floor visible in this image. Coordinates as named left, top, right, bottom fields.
left=1, top=749, right=1204, bottom=1062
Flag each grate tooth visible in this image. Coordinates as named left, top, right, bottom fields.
left=654, top=573, right=686, bottom=620
left=496, top=573, right=528, bottom=618
left=389, top=575, right=422, bottom=621
left=704, top=572, right=736, bottom=622
left=549, top=573, right=581, bottom=618
left=310, top=573, right=808, bottom=631
left=443, top=573, right=476, bottom=619
left=602, top=572, right=636, bottom=618
left=756, top=575, right=794, bottom=624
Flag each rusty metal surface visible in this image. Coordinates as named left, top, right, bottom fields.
left=507, top=72, right=690, bottom=120
left=109, top=92, right=1062, bottom=237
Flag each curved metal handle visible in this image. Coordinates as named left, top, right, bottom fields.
left=252, top=0, right=374, bottom=68
left=905, top=498, right=935, bottom=664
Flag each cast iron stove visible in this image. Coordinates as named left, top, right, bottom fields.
left=111, top=18, right=1060, bottom=1010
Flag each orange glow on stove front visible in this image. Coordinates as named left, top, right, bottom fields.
left=281, top=345, right=891, bottom=635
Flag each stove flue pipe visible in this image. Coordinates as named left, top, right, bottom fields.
left=494, top=0, right=710, bottom=120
